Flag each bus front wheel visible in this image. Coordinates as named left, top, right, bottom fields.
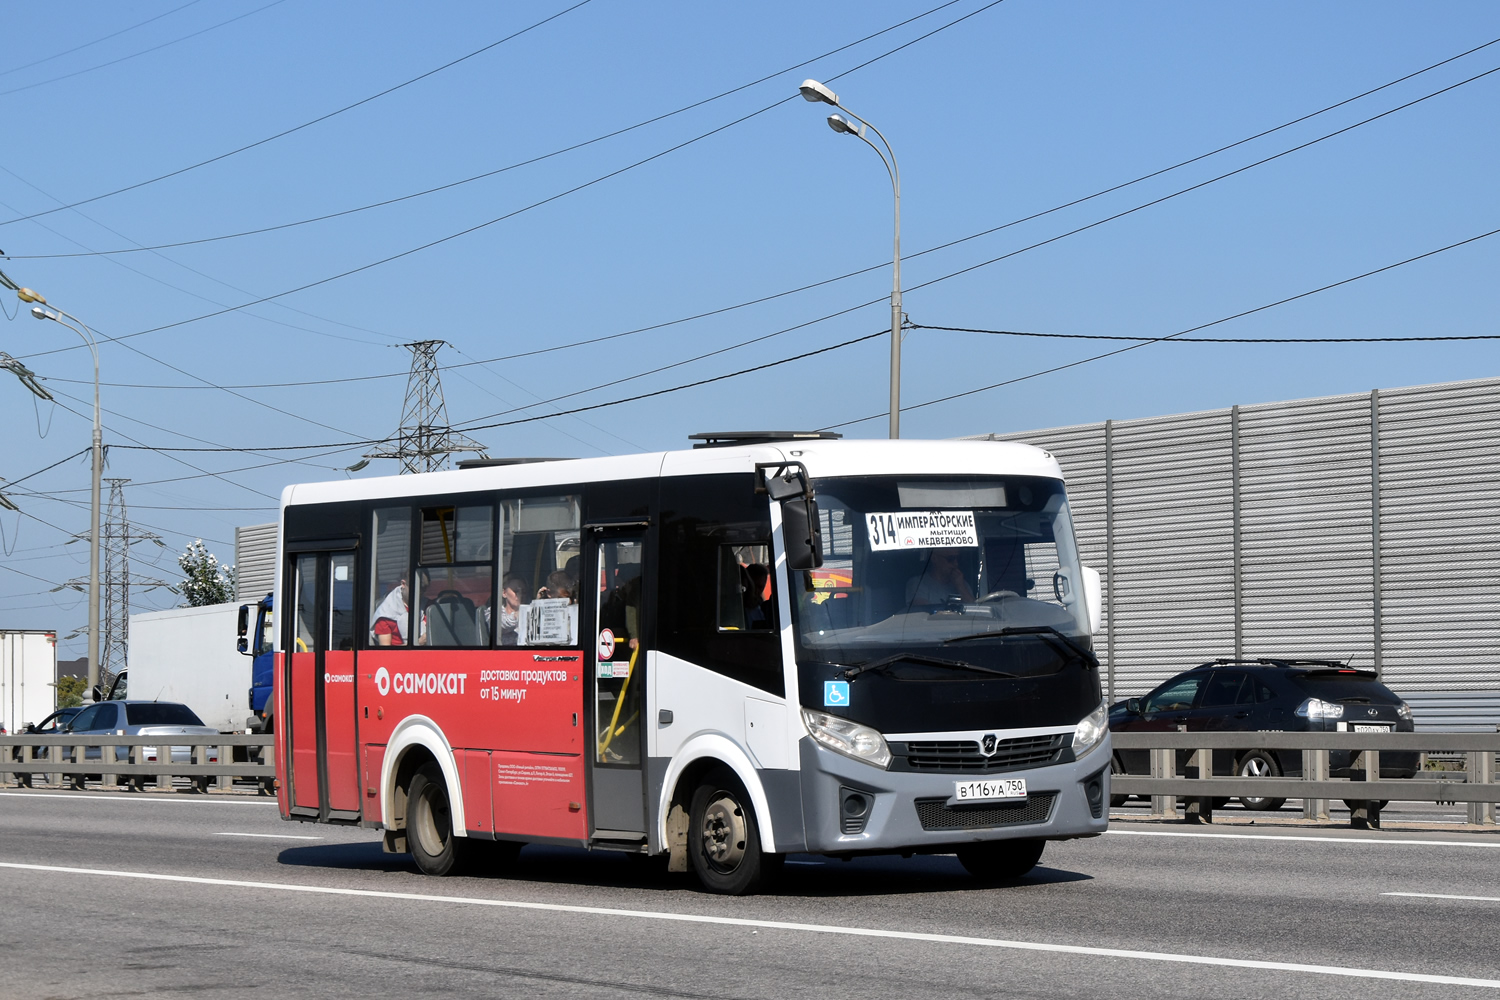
left=407, top=763, right=468, bottom=876
left=689, top=767, right=779, bottom=895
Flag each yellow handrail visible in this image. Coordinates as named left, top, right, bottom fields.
left=597, top=643, right=639, bottom=760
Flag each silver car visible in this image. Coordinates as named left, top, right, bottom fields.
left=63, top=700, right=219, bottom=764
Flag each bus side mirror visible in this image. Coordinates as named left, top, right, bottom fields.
left=1081, top=565, right=1102, bottom=634
left=237, top=605, right=251, bottom=655
left=781, top=497, right=823, bottom=571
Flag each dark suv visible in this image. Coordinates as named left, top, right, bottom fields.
left=1109, top=658, right=1417, bottom=810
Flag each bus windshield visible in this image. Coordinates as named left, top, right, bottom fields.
left=789, top=475, right=1097, bottom=731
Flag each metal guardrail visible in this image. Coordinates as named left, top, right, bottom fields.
left=1, top=733, right=275, bottom=792
left=1111, top=731, right=1498, bottom=828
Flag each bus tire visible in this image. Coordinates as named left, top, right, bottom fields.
left=407, top=762, right=468, bottom=876
left=689, top=767, right=775, bottom=896
left=956, top=838, right=1045, bottom=882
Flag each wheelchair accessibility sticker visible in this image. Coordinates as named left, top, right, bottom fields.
left=824, top=680, right=850, bottom=707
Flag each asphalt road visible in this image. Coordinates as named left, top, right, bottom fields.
left=1, top=789, right=1498, bottom=999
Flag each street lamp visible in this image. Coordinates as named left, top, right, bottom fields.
left=20, top=292, right=104, bottom=701
left=800, top=79, right=904, bottom=439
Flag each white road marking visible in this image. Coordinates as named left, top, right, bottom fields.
left=1385, top=892, right=1500, bottom=903
left=214, top=832, right=321, bottom=840
left=1108, top=828, right=1500, bottom=848
left=0, top=792, right=274, bottom=806
left=0, top=861, right=1495, bottom=989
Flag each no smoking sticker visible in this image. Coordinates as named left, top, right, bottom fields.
left=597, top=628, right=615, bottom=661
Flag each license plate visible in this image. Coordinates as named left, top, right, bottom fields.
left=954, top=777, right=1026, bottom=802
left=1352, top=723, right=1391, bottom=733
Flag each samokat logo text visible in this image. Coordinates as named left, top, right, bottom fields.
left=389, top=671, right=468, bottom=695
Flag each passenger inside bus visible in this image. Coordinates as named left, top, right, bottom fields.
left=497, top=574, right=528, bottom=645
left=538, top=570, right=577, bottom=603
left=371, top=578, right=410, bottom=646
left=743, top=562, right=773, bottom=630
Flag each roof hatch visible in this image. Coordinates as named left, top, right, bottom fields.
left=688, top=431, right=842, bottom=449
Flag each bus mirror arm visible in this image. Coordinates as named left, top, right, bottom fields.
left=756, top=461, right=814, bottom=501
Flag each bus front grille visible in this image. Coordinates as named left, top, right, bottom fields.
left=895, top=734, right=1066, bottom=773
left=913, top=792, right=1057, bottom=832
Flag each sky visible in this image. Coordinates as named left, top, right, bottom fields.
left=1, top=1, right=1498, bottom=660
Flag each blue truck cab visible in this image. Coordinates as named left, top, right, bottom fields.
left=237, top=594, right=274, bottom=732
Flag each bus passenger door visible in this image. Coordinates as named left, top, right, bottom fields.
left=587, top=528, right=649, bottom=837
left=284, top=548, right=361, bottom=820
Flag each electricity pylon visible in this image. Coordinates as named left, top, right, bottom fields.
left=365, top=340, right=487, bottom=474
left=58, top=479, right=173, bottom=690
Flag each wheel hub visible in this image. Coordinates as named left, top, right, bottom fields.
left=700, top=793, right=747, bottom=871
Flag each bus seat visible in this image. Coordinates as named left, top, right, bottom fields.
left=429, top=590, right=481, bottom=646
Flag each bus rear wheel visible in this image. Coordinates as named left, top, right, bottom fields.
left=689, top=767, right=778, bottom=895
left=407, top=763, right=468, bottom=876
left=956, top=838, right=1045, bottom=882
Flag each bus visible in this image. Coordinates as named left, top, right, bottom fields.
left=272, top=432, right=1110, bottom=894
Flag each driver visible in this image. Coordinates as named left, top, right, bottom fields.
left=909, top=548, right=977, bottom=605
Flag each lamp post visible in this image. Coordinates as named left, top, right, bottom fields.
left=799, top=79, right=904, bottom=439
left=21, top=292, right=103, bottom=701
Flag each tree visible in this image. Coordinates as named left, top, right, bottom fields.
left=178, top=539, right=236, bottom=607
left=55, top=675, right=86, bottom=708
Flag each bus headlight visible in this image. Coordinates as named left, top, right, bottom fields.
left=801, top=708, right=892, bottom=769
left=1071, top=703, right=1108, bottom=759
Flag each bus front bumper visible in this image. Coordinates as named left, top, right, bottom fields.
left=796, top=735, right=1110, bottom=855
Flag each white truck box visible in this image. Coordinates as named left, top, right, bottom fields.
left=1, top=630, right=58, bottom=732
left=128, top=603, right=249, bottom=732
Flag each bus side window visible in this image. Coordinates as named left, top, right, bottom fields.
left=502, top=494, right=582, bottom=647
left=369, top=507, right=412, bottom=648
left=415, top=505, right=495, bottom=648
left=660, top=474, right=783, bottom=696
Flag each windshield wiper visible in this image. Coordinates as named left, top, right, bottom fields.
left=943, top=625, right=1099, bottom=668
left=838, top=652, right=1019, bottom=682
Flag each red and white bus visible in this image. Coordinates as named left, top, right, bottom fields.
left=273, top=432, right=1110, bottom=893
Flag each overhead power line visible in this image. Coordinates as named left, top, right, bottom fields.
left=19, top=29, right=1495, bottom=414
left=455, top=330, right=888, bottom=435
left=915, top=325, right=1500, bottom=343
left=1, top=449, right=90, bottom=490
left=899, top=61, right=1500, bottom=302
left=34, top=391, right=284, bottom=502
left=0, top=0, right=203, bottom=79
left=0, top=0, right=596, bottom=226
left=25, top=442, right=369, bottom=496
left=450, top=297, right=887, bottom=431
left=824, top=225, right=1500, bottom=430
left=9, top=0, right=979, bottom=261
left=83, top=220, right=1500, bottom=455
left=0, top=164, right=392, bottom=354
left=15, top=0, right=1008, bottom=364
left=108, top=328, right=890, bottom=454
left=0, top=0, right=286, bottom=99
